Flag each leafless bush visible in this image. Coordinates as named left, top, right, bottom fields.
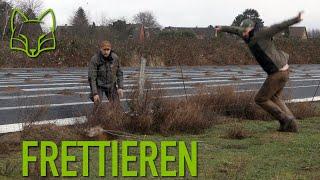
left=195, top=86, right=271, bottom=120
left=87, top=102, right=128, bottom=131
left=289, top=102, right=320, bottom=119
left=124, top=81, right=165, bottom=134
left=117, top=80, right=211, bottom=135
left=159, top=100, right=209, bottom=135
left=84, top=85, right=320, bottom=136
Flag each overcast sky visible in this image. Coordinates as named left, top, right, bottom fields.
left=41, top=0, right=319, bottom=29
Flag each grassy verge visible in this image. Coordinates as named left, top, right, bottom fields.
left=1, top=117, right=319, bottom=179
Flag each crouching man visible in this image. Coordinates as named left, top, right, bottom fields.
left=88, top=41, right=124, bottom=110
left=215, top=12, right=304, bottom=132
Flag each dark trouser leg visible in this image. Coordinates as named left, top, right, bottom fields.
left=254, top=70, right=292, bottom=124
left=271, top=87, right=295, bottom=119
left=105, top=84, right=120, bottom=104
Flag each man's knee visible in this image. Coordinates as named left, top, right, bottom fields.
left=254, top=95, right=267, bottom=106
left=270, top=95, right=282, bottom=104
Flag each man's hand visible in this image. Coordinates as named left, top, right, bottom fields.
left=297, top=11, right=304, bottom=21
left=93, top=95, right=100, bottom=103
left=117, top=89, right=124, bottom=98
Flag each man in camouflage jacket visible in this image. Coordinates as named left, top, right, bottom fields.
left=88, top=41, right=124, bottom=107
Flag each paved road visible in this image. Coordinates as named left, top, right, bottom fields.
left=1, top=64, right=320, bottom=132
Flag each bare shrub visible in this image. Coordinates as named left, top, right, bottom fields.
left=195, top=86, right=270, bottom=120
left=0, top=133, right=20, bottom=154
left=88, top=102, right=128, bottom=131
left=289, top=102, right=320, bottom=119
left=159, top=100, right=209, bottom=135
left=124, top=81, right=210, bottom=135
left=125, top=81, right=164, bottom=134
left=126, top=96, right=210, bottom=135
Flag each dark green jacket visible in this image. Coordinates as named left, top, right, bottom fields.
left=221, top=16, right=301, bottom=75
left=88, top=51, right=124, bottom=96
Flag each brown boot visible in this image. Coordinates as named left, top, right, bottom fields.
left=277, top=120, right=286, bottom=132
left=279, top=118, right=298, bottom=133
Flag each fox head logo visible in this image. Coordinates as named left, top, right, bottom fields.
left=10, top=9, right=56, bottom=58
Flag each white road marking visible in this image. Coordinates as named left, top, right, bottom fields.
left=289, top=96, right=320, bottom=103
left=0, top=94, right=61, bottom=100
left=154, top=79, right=232, bottom=85
left=14, top=84, right=136, bottom=92
left=19, top=86, right=89, bottom=92
left=0, top=99, right=127, bottom=111
left=0, top=116, right=87, bottom=134
left=0, top=82, right=86, bottom=88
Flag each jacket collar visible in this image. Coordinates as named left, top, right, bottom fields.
left=243, top=29, right=255, bottom=43
left=244, top=23, right=263, bottom=43
left=98, top=50, right=113, bottom=63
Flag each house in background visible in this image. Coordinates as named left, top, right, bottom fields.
left=288, top=26, right=308, bottom=39
left=275, top=26, right=308, bottom=39
left=56, top=25, right=74, bottom=37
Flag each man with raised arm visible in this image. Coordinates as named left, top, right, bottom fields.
left=215, top=12, right=304, bottom=132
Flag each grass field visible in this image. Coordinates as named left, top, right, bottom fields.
left=0, top=117, right=319, bottom=179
